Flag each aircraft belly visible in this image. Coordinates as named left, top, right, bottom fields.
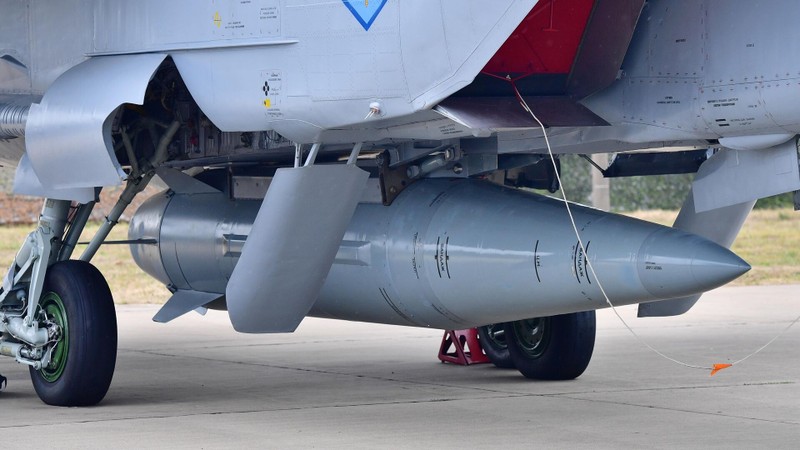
left=758, top=84, right=800, bottom=132
left=171, top=48, right=418, bottom=143
left=699, top=86, right=777, bottom=136
left=83, top=0, right=539, bottom=143
left=584, top=0, right=800, bottom=144
left=622, top=78, right=707, bottom=134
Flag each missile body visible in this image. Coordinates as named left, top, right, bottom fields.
left=130, top=179, right=750, bottom=330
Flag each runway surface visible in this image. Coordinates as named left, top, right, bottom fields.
left=1, top=284, right=798, bottom=448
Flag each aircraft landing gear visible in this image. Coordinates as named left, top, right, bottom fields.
left=477, top=324, right=515, bottom=369
left=0, top=191, right=142, bottom=406
left=477, top=312, right=596, bottom=379
left=29, top=261, right=116, bottom=406
left=0, top=118, right=177, bottom=405
left=502, top=311, right=596, bottom=380
left=0, top=199, right=116, bottom=406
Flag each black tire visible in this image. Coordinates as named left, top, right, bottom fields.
left=477, top=324, right=515, bottom=369
left=503, top=311, right=595, bottom=380
left=29, top=261, right=117, bottom=406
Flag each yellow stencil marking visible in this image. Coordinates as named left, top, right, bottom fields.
left=263, top=99, right=272, bottom=108
left=213, top=12, right=221, bottom=28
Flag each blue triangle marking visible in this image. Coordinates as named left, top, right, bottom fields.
left=342, top=0, right=388, bottom=31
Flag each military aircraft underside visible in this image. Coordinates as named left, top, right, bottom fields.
left=0, top=0, right=798, bottom=405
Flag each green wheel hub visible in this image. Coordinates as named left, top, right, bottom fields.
left=39, top=292, right=69, bottom=383
left=512, top=317, right=550, bottom=359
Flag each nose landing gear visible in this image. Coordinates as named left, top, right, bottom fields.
left=29, top=261, right=117, bottom=406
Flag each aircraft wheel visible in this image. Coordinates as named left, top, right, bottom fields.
left=29, top=261, right=117, bottom=406
left=477, top=324, right=515, bottom=369
left=503, top=311, right=595, bottom=380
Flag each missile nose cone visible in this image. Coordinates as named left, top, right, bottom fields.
left=637, top=228, right=750, bottom=300
left=689, top=238, right=751, bottom=287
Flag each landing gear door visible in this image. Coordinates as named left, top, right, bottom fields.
left=20, top=54, right=168, bottom=199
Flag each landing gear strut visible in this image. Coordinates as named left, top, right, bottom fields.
left=0, top=199, right=120, bottom=406
left=0, top=120, right=178, bottom=405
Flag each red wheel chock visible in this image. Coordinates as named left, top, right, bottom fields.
left=438, top=328, right=491, bottom=365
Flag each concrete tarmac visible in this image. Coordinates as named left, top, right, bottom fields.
left=0, top=285, right=798, bottom=448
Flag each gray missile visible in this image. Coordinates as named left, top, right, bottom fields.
left=129, top=178, right=750, bottom=330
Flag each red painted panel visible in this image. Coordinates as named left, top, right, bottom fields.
left=483, top=0, right=596, bottom=76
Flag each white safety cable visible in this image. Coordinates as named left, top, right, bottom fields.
left=730, top=313, right=800, bottom=365
left=511, top=84, right=800, bottom=372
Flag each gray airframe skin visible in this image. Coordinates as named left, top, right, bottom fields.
left=0, top=0, right=795, bottom=405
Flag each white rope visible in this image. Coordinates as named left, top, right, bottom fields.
left=731, top=312, right=800, bottom=365
left=510, top=84, right=799, bottom=374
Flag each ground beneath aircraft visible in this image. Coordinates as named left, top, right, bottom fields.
left=0, top=284, right=797, bottom=447
left=0, top=186, right=158, bottom=224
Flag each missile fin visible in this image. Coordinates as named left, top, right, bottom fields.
left=156, top=167, right=220, bottom=195
left=153, top=290, right=222, bottom=323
